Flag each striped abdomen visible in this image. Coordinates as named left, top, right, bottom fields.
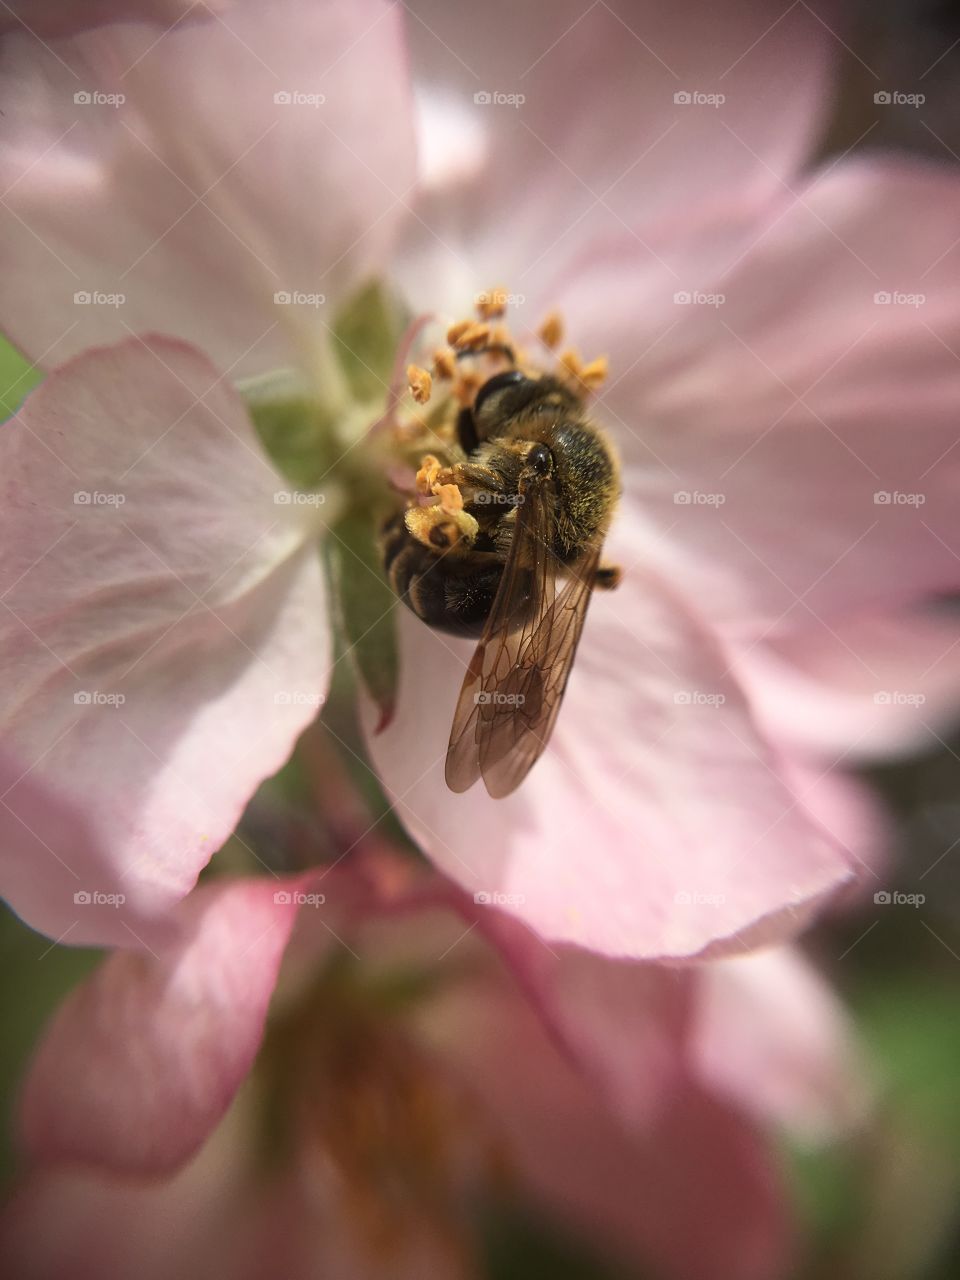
left=379, top=511, right=503, bottom=637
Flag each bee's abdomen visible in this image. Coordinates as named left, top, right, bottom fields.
left=380, top=512, right=501, bottom=637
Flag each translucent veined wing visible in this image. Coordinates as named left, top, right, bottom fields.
left=445, top=469, right=603, bottom=798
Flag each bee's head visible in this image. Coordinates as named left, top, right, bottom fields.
left=471, top=370, right=536, bottom=437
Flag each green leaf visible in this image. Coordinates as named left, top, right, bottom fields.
left=326, top=508, right=399, bottom=733
left=331, top=279, right=406, bottom=404
left=249, top=392, right=344, bottom=489
left=0, top=337, right=41, bottom=419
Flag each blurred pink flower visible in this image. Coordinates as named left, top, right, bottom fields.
left=2, top=840, right=864, bottom=1280
left=0, top=1, right=228, bottom=40
left=1, top=0, right=959, bottom=961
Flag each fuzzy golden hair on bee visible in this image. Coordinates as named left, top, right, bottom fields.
left=380, top=303, right=620, bottom=797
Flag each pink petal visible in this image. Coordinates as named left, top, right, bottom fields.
left=0, top=748, right=177, bottom=950
left=691, top=947, right=869, bottom=1142
left=364, top=558, right=852, bottom=959
left=739, top=606, right=960, bottom=762
left=396, top=0, right=837, bottom=314
left=21, top=877, right=300, bottom=1173
left=423, top=971, right=793, bottom=1280
left=0, top=0, right=416, bottom=376
left=778, top=758, right=888, bottom=902
left=0, top=1, right=230, bottom=39
left=473, top=918, right=693, bottom=1127
left=0, top=336, right=330, bottom=943
left=339, top=876, right=695, bottom=1126
left=580, top=158, right=960, bottom=627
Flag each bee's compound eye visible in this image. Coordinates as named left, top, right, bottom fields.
left=527, top=443, right=552, bottom=474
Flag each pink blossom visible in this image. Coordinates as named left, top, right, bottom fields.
left=0, top=0, right=958, bottom=961
left=3, top=844, right=864, bottom=1280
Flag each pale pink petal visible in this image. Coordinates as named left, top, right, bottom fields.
left=0, top=0, right=415, bottom=376
left=738, top=606, right=960, bottom=762
left=21, top=877, right=300, bottom=1173
left=0, top=748, right=178, bottom=950
left=0, top=336, right=330, bottom=941
left=396, top=0, right=838, bottom=313
left=691, top=947, right=869, bottom=1142
left=463, top=915, right=693, bottom=1127
left=364, top=558, right=852, bottom=959
left=778, top=758, right=889, bottom=905
left=422, top=972, right=793, bottom=1280
left=576, top=158, right=960, bottom=628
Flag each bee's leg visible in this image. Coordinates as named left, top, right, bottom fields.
left=595, top=563, right=622, bottom=590
left=456, top=405, right=479, bottom=455
left=447, top=458, right=503, bottom=492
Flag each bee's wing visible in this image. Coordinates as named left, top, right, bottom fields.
left=445, top=475, right=602, bottom=798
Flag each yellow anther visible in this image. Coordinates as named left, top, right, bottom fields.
left=538, top=310, right=564, bottom=350
left=435, top=482, right=464, bottom=514
left=446, top=319, right=474, bottom=346
left=558, top=347, right=583, bottom=379
left=432, top=347, right=457, bottom=380
left=407, top=364, right=433, bottom=405
left=578, top=355, right=609, bottom=389
left=405, top=502, right=478, bottom=551
left=453, top=370, right=482, bottom=405
left=450, top=321, right=492, bottom=352
left=415, top=454, right=443, bottom=495
left=476, top=285, right=509, bottom=319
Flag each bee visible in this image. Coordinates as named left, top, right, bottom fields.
left=380, top=363, right=621, bottom=798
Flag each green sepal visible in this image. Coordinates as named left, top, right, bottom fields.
left=326, top=506, right=399, bottom=734
left=331, top=279, right=406, bottom=403
left=0, top=337, right=42, bottom=420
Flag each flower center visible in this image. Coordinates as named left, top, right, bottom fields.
left=256, top=959, right=512, bottom=1264
left=392, top=286, right=609, bottom=553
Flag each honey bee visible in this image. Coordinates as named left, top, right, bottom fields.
left=381, top=363, right=621, bottom=798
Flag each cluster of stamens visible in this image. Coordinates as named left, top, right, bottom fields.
left=398, top=287, right=609, bottom=552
